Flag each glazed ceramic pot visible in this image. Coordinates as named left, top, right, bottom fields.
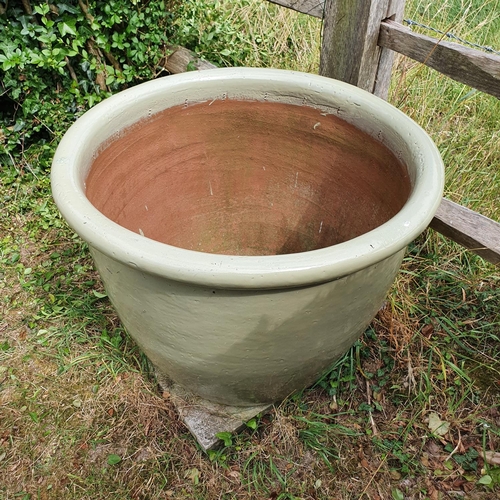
left=51, top=68, right=443, bottom=406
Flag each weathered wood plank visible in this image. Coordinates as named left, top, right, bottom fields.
left=268, top=0, right=407, bottom=99
left=320, top=0, right=395, bottom=93
left=265, top=0, right=324, bottom=18
left=430, top=199, right=500, bottom=265
left=379, top=20, right=500, bottom=99
left=163, top=45, right=217, bottom=74
left=373, top=0, right=406, bottom=99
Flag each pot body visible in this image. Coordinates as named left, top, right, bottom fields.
left=51, top=68, right=444, bottom=406
left=91, top=247, right=404, bottom=405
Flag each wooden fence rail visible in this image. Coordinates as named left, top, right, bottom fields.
left=431, top=199, right=500, bottom=265
left=379, top=20, right=500, bottom=99
left=267, top=0, right=324, bottom=18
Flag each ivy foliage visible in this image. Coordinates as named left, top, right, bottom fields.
left=0, top=0, right=262, bottom=176
left=0, top=0, right=176, bottom=173
left=172, top=0, right=256, bottom=67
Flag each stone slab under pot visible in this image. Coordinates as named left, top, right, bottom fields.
left=51, top=68, right=444, bottom=445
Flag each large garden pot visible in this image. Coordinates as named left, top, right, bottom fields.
left=51, top=68, right=444, bottom=406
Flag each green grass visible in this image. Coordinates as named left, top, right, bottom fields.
left=1, top=0, right=500, bottom=498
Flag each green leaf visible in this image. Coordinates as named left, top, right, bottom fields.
left=246, top=418, right=258, bottom=430
left=220, top=48, right=231, bottom=56
left=444, top=460, right=454, bottom=470
left=107, top=454, right=122, bottom=465
left=184, top=467, right=200, bottom=485
left=28, top=412, right=39, bottom=423
left=478, top=475, right=492, bottom=486
left=59, top=22, right=77, bottom=37
left=391, top=488, right=404, bottom=500
left=34, top=4, right=50, bottom=15
left=216, top=431, right=233, bottom=447
left=427, top=412, right=450, bottom=436
left=92, top=290, right=107, bottom=298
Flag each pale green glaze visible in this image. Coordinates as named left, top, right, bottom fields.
left=91, top=247, right=404, bottom=405
left=51, top=68, right=444, bottom=406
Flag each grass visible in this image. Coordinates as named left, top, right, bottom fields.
left=1, top=0, right=500, bottom=498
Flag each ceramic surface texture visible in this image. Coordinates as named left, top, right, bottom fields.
left=91, top=247, right=404, bottom=405
left=85, top=100, right=411, bottom=256
left=51, top=68, right=444, bottom=406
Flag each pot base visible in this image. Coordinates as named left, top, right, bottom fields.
left=156, top=369, right=271, bottom=451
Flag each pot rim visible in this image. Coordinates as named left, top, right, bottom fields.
left=51, top=67, right=444, bottom=289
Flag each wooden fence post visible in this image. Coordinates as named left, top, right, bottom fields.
left=373, top=0, right=406, bottom=98
left=320, top=0, right=406, bottom=99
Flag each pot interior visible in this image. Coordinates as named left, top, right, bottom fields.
left=86, top=99, right=411, bottom=256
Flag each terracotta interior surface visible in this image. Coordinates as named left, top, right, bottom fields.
left=86, top=99, right=411, bottom=256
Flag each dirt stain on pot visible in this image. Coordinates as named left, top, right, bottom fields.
left=86, top=100, right=411, bottom=255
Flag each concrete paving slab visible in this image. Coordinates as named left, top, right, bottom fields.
left=155, top=370, right=272, bottom=451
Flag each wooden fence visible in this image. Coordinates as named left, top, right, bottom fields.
left=166, top=0, right=500, bottom=265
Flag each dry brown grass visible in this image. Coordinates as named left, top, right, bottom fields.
left=3, top=204, right=498, bottom=498
left=2, top=263, right=499, bottom=498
